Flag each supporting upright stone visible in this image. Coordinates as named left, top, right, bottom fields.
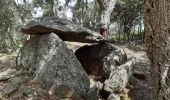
left=17, top=33, right=90, bottom=99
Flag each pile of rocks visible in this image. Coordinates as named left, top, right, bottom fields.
left=1, top=17, right=136, bottom=100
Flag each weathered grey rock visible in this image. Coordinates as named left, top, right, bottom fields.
left=107, top=94, right=120, bottom=100
left=86, top=77, right=103, bottom=100
left=0, top=68, right=18, bottom=81
left=75, top=43, right=127, bottom=81
left=9, top=76, right=26, bottom=85
left=21, top=17, right=104, bottom=43
left=86, top=85, right=99, bottom=100
left=16, top=33, right=90, bottom=99
left=104, top=57, right=136, bottom=93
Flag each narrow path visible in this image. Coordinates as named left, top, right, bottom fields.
left=117, top=45, right=148, bottom=62
left=117, top=45, right=152, bottom=100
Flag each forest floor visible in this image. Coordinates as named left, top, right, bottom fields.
left=118, top=44, right=151, bottom=99
left=0, top=42, right=151, bottom=99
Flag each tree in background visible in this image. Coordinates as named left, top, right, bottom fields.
left=53, top=0, right=59, bottom=17
left=70, top=0, right=143, bottom=41
left=32, top=0, right=54, bottom=17
left=33, top=0, right=67, bottom=17
left=111, top=0, right=143, bottom=41
left=0, top=0, right=31, bottom=53
left=97, top=0, right=116, bottom=39
left=70, top=0, right=100, bottom=29
left=145, top=0, right=170, bottom=99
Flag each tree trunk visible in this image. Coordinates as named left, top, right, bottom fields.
left=118, top=23, right=122, bottom=41
left=124, top=26, right=131, bottom=41
left=72, top=0, right=82, bottom=24
left=97, top=0, right=116, bottom=39
left=145, top=0, right=170, bottom=100
left=53, top=0, right=59, bottom=17
left=48, top=0, right=54, bottom=16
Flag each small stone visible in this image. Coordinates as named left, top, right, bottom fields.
left=9, top=76, right=26, bottom=85
left=0, top=84, right=17, bottom=97
left=107, top=94, right=120, bottom=100
left=0, top=69, right=18, bottom=81
left=19, top=87, right=33, bottom=97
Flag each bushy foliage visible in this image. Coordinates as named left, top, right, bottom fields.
left=111, top=0, right=143, bottom=41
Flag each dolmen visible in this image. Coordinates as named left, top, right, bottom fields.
left=15, top=17, right=135, bottom=100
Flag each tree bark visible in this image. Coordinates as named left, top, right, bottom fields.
left=53, top=0, right=59, bottom=17
left=124, top=25, right=131, bottom=41
left=145, top=0, right=170, bottom=99
left=97, top=0, right=116, bottom=39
